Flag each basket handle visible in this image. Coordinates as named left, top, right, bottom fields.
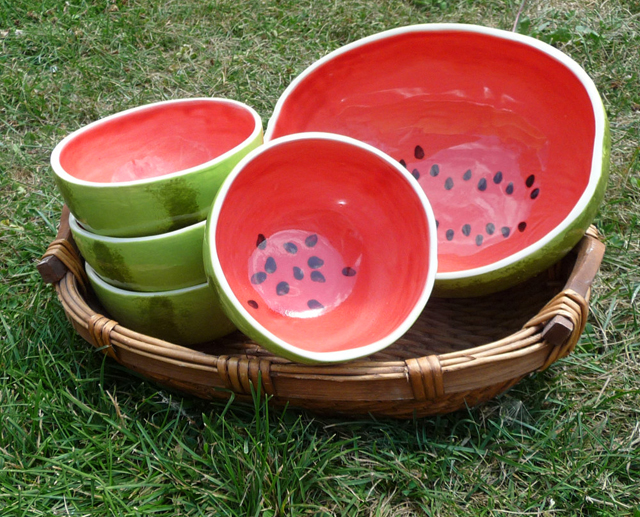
left=541, top=229, right=605, bottom=346
left=37, top=205, right=75, bottom=284
left=562, top=228, right=606, bottom=299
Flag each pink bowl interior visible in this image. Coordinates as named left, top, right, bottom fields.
left=215, top=137, right=433, bottom=354
left=268, top=29, right=597, bottom=273
left=60, top=100, right=257, bottom=183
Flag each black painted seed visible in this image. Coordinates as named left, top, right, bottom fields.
left=506, top=182, right=514, bottom=195
left=342, top=267, right=357, bottom=277
left=308, top=256, right=324, bottom=269
left=462, top=224, right=471, bottom=236
left=445, top=177, right=454, bottom=190
left=478, top=178, right=487, bottom=191
left=415, top=145, right=425, bottom=159
left=247, top=300, right=259, bottom=309
left=446, top=229, right=454, bottom=241
left=518, top=222, right=527, bottom=232
left=307, top=299, right=324, bottom=310
left=493, top=171, right=503, bottom=184
left=310, top=271, right=326, bottom=283
left=265, top=257, right=277, bottom=274
left=476, top=235, right=483, bottom=246
left=463, top=169, right=472, bottom=181
left=276, top=281, right=290, bottom=295
left=257, top=234, right=267, bottom=249
left=436, top=220, right=439, bottom=228
left=526, top=174, right=535, bottom=188
left=283, top=242, right=298, bottom=254
left=251, top=272, right=267, bottom=285
left=486, top=223, right=495, bottom=235
left=305, top=234, right=318, bottom=247
left=501, top=226, right=510, bottom=238
left=399, top=159, right=407, bottom=168
left=412, top=168, right=420, bottom=180
left=430, top=164, right=440, bottom=177
left=530, top=188, right=540, bottom=199
left=293, top=266, right=304, bottom=280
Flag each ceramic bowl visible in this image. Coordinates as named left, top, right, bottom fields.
left=86, top=264, right=236, bottom=345
left=52, top=98, right=263, bottom=238
left=204, top=133, right=438, bottom=364
left=69, top=213, right=206, bottom=292
left=266, top=24, right=609, bottom=296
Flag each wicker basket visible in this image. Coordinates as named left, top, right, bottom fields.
left=38, top=206, right=605, bottom=418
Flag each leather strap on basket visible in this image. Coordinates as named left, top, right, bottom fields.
left=216, top=355, right=276, bottom=397
left=406, top=355, right=445, bottom=400
left=41, top=238, right=88, bottom=292
left=524, top=288, right=589, bottom=371
left=87, top=314, right=118, bottom=360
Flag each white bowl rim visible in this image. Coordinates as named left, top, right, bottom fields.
left=264, top=23, right=608, bottom=283
left=207, top=131, right=438, bottom=363
left=69, top=211, right=206, bottom=243
left=51, top=97, right=263, bottom=188
left=86, top=262, right=208, bottom=297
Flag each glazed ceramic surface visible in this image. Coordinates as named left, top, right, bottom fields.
left=86, top=264, right=236, bottom=345
left=204, top=133, right=437, bottom=364
left=266, top=24, right=610, bottom=296
left=52, top=98, right=263, bottom=238
left=70, top=213, right=206, bottom=292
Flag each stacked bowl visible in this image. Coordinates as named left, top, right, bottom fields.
left=51, top=98, right=263, bottom=345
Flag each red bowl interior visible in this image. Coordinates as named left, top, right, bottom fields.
left=267, top=28, right=597, bottom=273
left=60, top=100, right=258, bottom=183
left=215, top=137, right=433, bottom=354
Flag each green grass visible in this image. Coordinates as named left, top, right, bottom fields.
left=1, top=0, right=639, bottom=514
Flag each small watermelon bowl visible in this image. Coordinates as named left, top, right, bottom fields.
left=51, top=98, right=263, bottom=238
left=266, top=24, right=610, bottom=296
left=69, top=213, right=207, bottom=292
left=85, top=264, right=236, bottom=346
left=204, top=133, right=438, bottom=364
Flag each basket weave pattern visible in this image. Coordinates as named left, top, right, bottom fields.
left=40, top=210, right=605, bottom=418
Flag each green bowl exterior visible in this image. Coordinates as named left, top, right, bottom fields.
left=88, top=275, right=237, bottom=345
left=57, top=130, right=262, bottom=238
left=71, top=222, right=206, bottom=292
left=433, top=113, right=611, bottom=298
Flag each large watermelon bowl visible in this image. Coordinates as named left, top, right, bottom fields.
left=266, top=24, right=610, bottom=296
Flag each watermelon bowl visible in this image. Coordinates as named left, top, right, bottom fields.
left=85, top=264, right=236, bottom=346
left=69, top=213, right=206, bottom=292
left=266, top=24, right=610, bottom=296
left=51, top=98, right=263, bottom=238
left=204, top=133, right=438, bottom=364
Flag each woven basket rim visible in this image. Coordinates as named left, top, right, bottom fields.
left=40, top=208, right=606, bottom=418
